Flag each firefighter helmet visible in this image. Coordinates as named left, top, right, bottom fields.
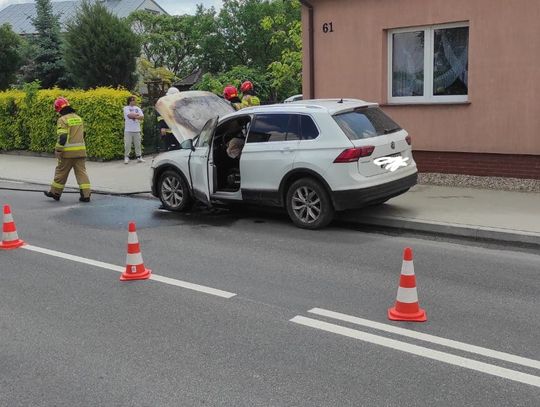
left=54, top=97, right=69, bottom=112
left=223, top=85, right=239, bottom=101
left=240, top=81, right=253, bottom=93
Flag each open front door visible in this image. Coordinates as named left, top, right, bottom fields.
left=189, top=117, right=219, bottom=204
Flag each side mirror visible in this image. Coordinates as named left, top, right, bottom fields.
left=181, top=139, right=195, bottom=151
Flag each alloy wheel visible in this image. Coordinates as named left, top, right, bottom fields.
left=291, top=186, right=321, bottom=224
left=161, top=175, right=184, bottom=208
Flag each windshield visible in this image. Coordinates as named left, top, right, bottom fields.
left=334, top=107, right=402, bottom=140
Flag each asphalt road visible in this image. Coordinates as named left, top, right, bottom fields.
left=1, top=182, right=539, bottom=406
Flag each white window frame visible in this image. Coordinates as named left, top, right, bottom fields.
left=387, top=22, right=469, bottom=104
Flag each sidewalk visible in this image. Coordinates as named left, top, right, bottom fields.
left=1, top=154, right=539, bottom=246
left=0, top=154, right=152, bottom=194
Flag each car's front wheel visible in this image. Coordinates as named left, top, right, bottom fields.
left=158, top=170, right=192, bottom=212
left=286, top=178, right=334, bottom=229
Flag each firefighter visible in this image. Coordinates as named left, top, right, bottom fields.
left=44, top=97, right=91, bottom=202
left=157, top=87, right=180, bottom=151
left=240, top=81, right=260, bottom=108
left=223, top=85, right=242, bottom=110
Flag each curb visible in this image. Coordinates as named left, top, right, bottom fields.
left=342, top=214, right=540, bottom=248
left=0, top=150, right=157, bottom=162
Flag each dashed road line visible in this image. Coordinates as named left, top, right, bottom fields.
left=291, top=316, right=540, bottom=388
left=22, top=244, right=236, bottom=299
left=308, top=308, right=540, bottom=370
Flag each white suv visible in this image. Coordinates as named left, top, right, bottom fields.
left=151, top=99, right=417, bottom=229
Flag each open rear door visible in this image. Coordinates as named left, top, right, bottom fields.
left=189, top=117, right=219, bottom=205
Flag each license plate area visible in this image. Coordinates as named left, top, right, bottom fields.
left=378, top=152, right=401, bottom=168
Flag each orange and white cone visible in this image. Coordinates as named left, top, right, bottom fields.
left=120, top=222, right=151, bottom=281
left=0, top=205, right=25, bottom=250
left=388, top=247, right=427, bottom=322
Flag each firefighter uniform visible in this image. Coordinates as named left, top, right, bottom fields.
left=241, top=94, right=261, bottom=108
left=48, top=111, right=91, bottom=200
left=239, top=81, right=260, bottom=109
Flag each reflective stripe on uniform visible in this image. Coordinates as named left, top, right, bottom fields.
left=79, top=183, right=91, bottom=190
left=51, top=181, right=64, bottom=189
left=63, top=145, right=86, bottom=152
left=67, top=117, right=83, bottom=126
left=57, top=128, right=68, bottom=135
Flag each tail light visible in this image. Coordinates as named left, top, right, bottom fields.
left=334, top=146, right=375, bottom=163
left=405, top=135, right=412, bottom=145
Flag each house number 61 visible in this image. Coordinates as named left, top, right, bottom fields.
left=322, top=22, right=334, bottom=33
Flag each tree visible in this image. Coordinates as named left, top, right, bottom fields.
left=64, top=1, right=140, bottom=89
left=0, top=24, right=22, bottom=90
left=262, top=0, right=302, bottom=100
left=126, top=0, right=301, bottom=100
left=128, top=8, right=223, bottom=78
left=24, top=0, right=67, bottom=88
left=191, top=5, right=226, bottom=73
left=195, top=65, right=272, bottom=102
left=217, top=0, right=300, bottom=72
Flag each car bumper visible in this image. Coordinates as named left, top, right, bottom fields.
left=331, top=172, right=418, bottom=211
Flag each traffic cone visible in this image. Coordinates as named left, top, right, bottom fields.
left=120, top=222, right=151, bottom=281
left=388, top=247, right=427, bottom=322
left=0, top=205, right=25, bottom=250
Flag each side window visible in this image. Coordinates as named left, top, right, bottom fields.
left=247, top=114, right=289, bottom=143
left=300, top=115, right=319, bottom=140
left=286, top=115, right=300, bottom=141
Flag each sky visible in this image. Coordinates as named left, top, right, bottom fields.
left=0, top=0, right=223, bottom=15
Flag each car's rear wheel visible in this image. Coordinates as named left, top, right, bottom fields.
left=158, top=170, right=192, bottom=212
left=286, top=178, right=334, bottom=229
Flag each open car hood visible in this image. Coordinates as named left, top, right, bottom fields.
left=155, top=91, right=235, bottom=143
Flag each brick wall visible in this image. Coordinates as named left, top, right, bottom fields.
left=413, top=151, right=540, bottom=180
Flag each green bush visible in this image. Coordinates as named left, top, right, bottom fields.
left=0, top=90, right=24, bottom=150
left=0, top=87, right=136, bottom=160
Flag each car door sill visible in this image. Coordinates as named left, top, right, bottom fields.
left=211, top=191, right=242, bottom=201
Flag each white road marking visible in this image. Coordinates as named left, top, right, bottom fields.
left=149, top=274, right=236, bottom=298
left=22, top=244, right=236, bottom=299
left=290, top=316, right=540, bottom=388
left=23, top=244, right=124, bottom=272
left=309, top=308, right=540, bottom=370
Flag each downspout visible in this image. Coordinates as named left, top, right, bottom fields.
left=299, top=0, right=315, bottom=99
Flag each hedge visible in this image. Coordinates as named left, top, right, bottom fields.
left=0, top=87, right=139, bottom=160
left=0, top=90, right=24, bottom=150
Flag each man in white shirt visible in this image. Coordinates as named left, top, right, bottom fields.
left=123, top=96, right=145, bottom=164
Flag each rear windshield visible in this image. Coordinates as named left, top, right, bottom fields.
left=334, top=107, right=402, bottom=140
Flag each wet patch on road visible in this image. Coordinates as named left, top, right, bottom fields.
left=59, top=195, right=289, bottom=230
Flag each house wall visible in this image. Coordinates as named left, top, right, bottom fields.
left=302, top=0, right=540, bottom=160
